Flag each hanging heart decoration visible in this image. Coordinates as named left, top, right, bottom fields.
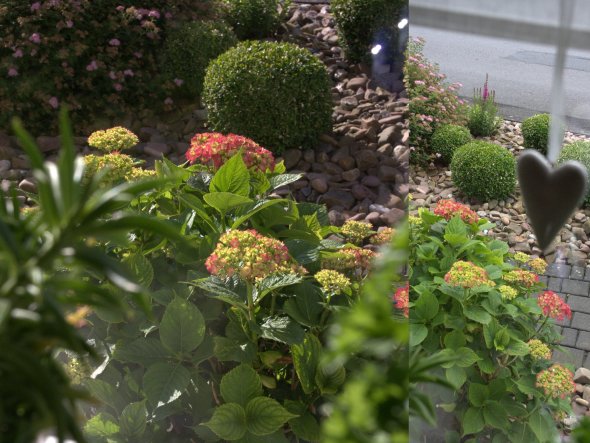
left=517, top=150, right=587, bottom=252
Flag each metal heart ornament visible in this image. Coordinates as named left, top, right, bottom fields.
left=517, top=149, right=588, bottom=252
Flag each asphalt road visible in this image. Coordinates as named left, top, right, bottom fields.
left=410, top=26, right=590, bottom=135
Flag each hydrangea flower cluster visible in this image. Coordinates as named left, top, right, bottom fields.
left=88, top=127, right=139, bottom=152
left=535, top=364, right=575, bottom=399
left=205, top=230, right=305, bottom=283
left=444, top=261, right=494, bottom=288
left=537, top=291, right=572, bottom=321
left=498, top=285, right=518, bottom=301
left=314, top=270, right=351, bottom=295
left=84, top=153, right=135, bottom=184
left=527, top=339, right=552, bottom=360
left=186, top=132, right=275, bottom=172
left=393, top=283, right=409, bottom=318
left=370, top=227, right=395, bottom=245
left=126, top=167, right=157, bottom=181
left=502, top=269, right=539, bottom=288
left=340, top=220, right=374, bottom=245
left=513, top=253, right=547, bottom=274
left=323, top=248, right=376, bottom=273
left=433, top=199, right=479, bottom=224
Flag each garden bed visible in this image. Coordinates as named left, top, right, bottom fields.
left=410, top=119, right=590, bottom=267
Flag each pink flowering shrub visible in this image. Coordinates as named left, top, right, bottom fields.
left=0, top=0, right=215, bottom=132
left=537, top=290, right=572, bottom=321
left=536, top=364, right=575, bottom=399
left=433, top=199, right=479, bottom=224
left=186, top=132, right=275, bottom=172
left=403, top=37, right=467, bottom=159
left=393, top=282, right=409, bottom=317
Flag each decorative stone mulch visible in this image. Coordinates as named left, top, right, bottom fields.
left=561, top=367, right=590, bottom=440
left=0, top=3, right=408, bottom=230
left=410, top=120, right=590, bottom=266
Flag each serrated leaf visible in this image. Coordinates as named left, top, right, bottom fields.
left=124, top=253, right=154, bottom=288
left=315, top=363, right=345, bottom=395
left=255, top=274, right=303, bottom=300
left=291, top=333, right=321, bottom=394
left=455, top=347, right=481, bottom=367
left=268, top=173, right=303, bottom=191
left=193, top=278, right=248, bottom=310
left=245, top=397, right=298, bottom=436
left=260, top=316, right=305, bottom=345
left=210, top=153, right=250, bottom=196
left=119, top=401, right=147, bottom=438
left=236, top=430, right=289, bottom=443
left=415, top=291, right=439, bottom=321
left=504, top=339, right=530, bottom=356
left=283, top=284, right=323, bottom=327
left=84, top=413, right=120, bottom=438
left=446, top=366, right=466, bottom=389
left=220, top=364, right=263, bottom=407
left=444, top=330, right=466, bottom=350
left=143, top=362, right=190, bottom=407
left=204, top=192, right=252, bottom=215
left=468, top=383, right=489, bottom=407
left=462, top=407, right=485, bottom=436
left=113, top=338, right=171, bottom=366
left=214, top=337, right=257, bottom=363
left=528, top=409, right=558, bottom=442
left=203, top=403, right=248, bottom=441
left=464, top=306, right=492, bottom=324
left=410, top=323, right=428, bottom=346
left=84, top=379, right=125, bottom=414
left=483, top=401, right=509, bottom=430
left=160, top=297, right=205, bottom=353
left=289, top=412, right=320, bottom=442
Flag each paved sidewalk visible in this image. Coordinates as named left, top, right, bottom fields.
left=542, top=263, right=590, bottom=368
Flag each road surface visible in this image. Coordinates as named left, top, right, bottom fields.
left=410, top=26, right=590, bottom=135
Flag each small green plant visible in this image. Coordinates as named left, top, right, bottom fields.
left=450, top=140, right=516, bottom=201
left=467, top=74, right=502, bottom=137
left=557, top=140, right=590, bottom=204
left=573, top=417, right=590, bottom=443
left=409, top=201, right=573, bottom=442
left=87, top=126, right=139, bottom=152
left=203, top=40, right=332, bottom=153
left=221, top=0, right=286, bottom=40
left=331, top=0, right=406, bottom=64
left=521, top=114, right=551, bottom=154
left=161, top=20, right=237, bottom=97
left=430, top=124, right=472, bottom=164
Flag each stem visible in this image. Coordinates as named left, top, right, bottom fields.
left=270, top=292, right=277, bottom=316
left=246, top=282, right=255, bottom=321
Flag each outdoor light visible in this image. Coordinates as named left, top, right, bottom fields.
left=371, top=44, right=383, bottom=55
left=398, top=18, right=408, bottom=29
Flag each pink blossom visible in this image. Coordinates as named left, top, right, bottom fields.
left=113, top=83, right=123, bottom=91
left=164, top=97, right=174, bottom=105
left=123, top=69, right=134, bottom=77
left=66, top=20, right=74, bottom=28
left=86, top=60, right=98, bottom=71
left=29, top=33, right=41, bottom=44
left=133, top=52, right=143, bottom=59
left=116, top=5, right=125, bottom=11
left=414, top=80, right=425, bottom=86
left=173, top=78, right=184, bottom=87
left=109, top=71, right=117, bottom=80
left=148, top=10, right=160, bottom=18
left=31, top=2, right=41, bottom=11
left=48, top=97, right=59, bottom=109
left=13, top=49, right=23, bottom=58
left=165, top=12, right=173, bottom=19
left=109, top=38, right=121, bottom=46
left=8, top=68, right=18, bottom=77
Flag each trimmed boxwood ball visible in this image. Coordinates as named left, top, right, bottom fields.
left=203, top=41, right=333, bottom=153
left=430, top=124, right=472, bottom=164
left=557, top=141, right=590, bottom=204
left=521, top=113, right=551, bottom=154
left=451, top=141, right=516, bottom=201
left=161, top=21, right=237, bottom=98
left=222, top=0, right=283, bottom=40
left=331, top=0, right=406, bottom=63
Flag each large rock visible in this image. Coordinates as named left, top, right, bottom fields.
left=322, top=189, right=355, bottom=210
left=37, top=136, right=61, bottom=153
left=283, top=149, right=302, bottom=170
left=354, top=150, right=378, bottom=171
left=574, top=368, right=590, bottom=384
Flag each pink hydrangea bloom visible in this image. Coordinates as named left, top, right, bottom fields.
left=113, top=83, right=123, bottom=91
left=164, top=97, right=173, bottom=105
left=109, top=38, right=121, bottom=46
left=174, top=78, right=184, bottom=87
left=48, top=97, right=59, bottom=109
left=29, top=33, right=41, bottom=44
left=86, top=60, right=98, bottom=71
left=31, top=2, right=41, bottom=11
left=13, top=48, right=23, bottom=58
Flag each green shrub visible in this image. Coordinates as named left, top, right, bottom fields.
left=161, top=21, right=237, bottom=97
left=203, top=40, right=332, bottom=153
left=521, top=113, right=551, bottom=154
left=409, top=204, right=570, bottom=442
left=557, top=140, right=590, bottom=204
left=331, top=0, right=406, bottom=63
left=430, top=124, right=472, bottom=164
left=467, top=74, right=502, bottom=137
left=450, top=141, right=516, bottom=200
left=221, top=0, right=285, bottom=40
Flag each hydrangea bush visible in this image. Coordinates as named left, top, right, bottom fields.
left=409, top=201, right=574, bottom=442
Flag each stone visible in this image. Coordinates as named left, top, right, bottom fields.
left=37, top=136, right=61, bottom=153
left=362, top=175, right=381, bottom=187
left=380, top=208, right=405, bottom=225
left=0, top=160, right=10, bottom=172
left=322, top=189, right=355, bottom=210
left=378, top=165, right=398, bottom=182
left=18, top=179, right=36, bottom=193
left=347, top=76, right=368, bottom=89
left=365, top=211, right=381, bottom=224
left=575, top=397, right=589, bottom=407
left=310, top=177, right=328, bottom=194
left=351, top=184, right=372, bottom=201
left=282, top=149, right=302, bottom=170
left=144, top=142, right=170, bottom=157
left=340, top=96, right=358, bottom=111
left=378, top=126, right=397, bottom=146
left=584, top=386, right=590, bottom=402
left=328, top=208, right=346, bottom=226
left=354, top=150, right=378, bottom=171
left=342, top=168, right=360, bottom=182
left=574, top=368, right=590, bottom=384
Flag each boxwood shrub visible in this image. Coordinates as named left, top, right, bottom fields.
left=161, top=21, right=237, bottom=98
left=203, top=40, right=333, bottom=153
left=430, top=124, right=472, bottom=164
left=521, top=113, right=551, bottom=154
left=450, top=141, right=516, bottom=200
left=331, top=0, right=406, bottom=63
left=221, top=0, right=283, bottom=40
left=557, top=140, right=590, bottom=204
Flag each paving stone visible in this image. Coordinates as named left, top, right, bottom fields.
left=561, top=327, right=579, bottom=347
left=546, top=263, right=572, bottom=278
left=562, top=279, right=590, bottom=296
left=584, top=352, right=590, bottom=369
left=572, top=312, right=590, bottom=331
left=539, top=275, right=548, bottom=285
left=548, top=277, right=563, bottom=292
left=572, top=266, right=586, bottom=280
left=568, top=295, right=590, bottom=314
left=584, top=268, right=590, bottom=282
left=553, top=346, right=586, bottom=368
left=577, top=331, right=590, bottom=351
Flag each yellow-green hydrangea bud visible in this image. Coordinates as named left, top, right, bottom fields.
left=88, top=126, right=139, bottom=153
left=126, top=167, right=157, bottom=181
left=408, top=215, right=421, bottom=226
left=340, top=220, right=374, bottom=245
left=84, top=153, right=135, bottom=185
left=315, top=269, right=351, bottom=295
left=370, top=227, right=395, bottom=245
left=527, top=339, right=552, bottom=360
left=528, top=257, right=547, bottom=275
left=498, top=285, right=518, bottom=301
left=513, top=252, right=530, bottom=263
